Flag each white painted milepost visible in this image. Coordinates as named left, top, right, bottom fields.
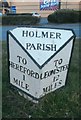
left=7, top=27, right=75, bottom=102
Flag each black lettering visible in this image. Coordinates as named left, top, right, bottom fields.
left=30, top=70, right=34, bottom=77
left=36, top=31, right=41, bottom=38
left=21, top=81, right=24, bottom=88
left=37, top=43, right=42, bottom=50
left=50, top=32, right=55, bottom=38
left=35, top=73, right=39, bottom=79
left=44, top=71, right=49, bottom=78
left=22, top=30, right=28, bottom=37
left=17, top=56, right=27, bottom=65
left=30, top=44, right=36, bottom=50
left=54, top=82, right=57, bottom=88
left=56, top=33, right=61, bottom=39
left=29, top=31, right=34, bottom=37
left=13, top=78, right=21, bottom=86
left=49, top=70, right=55, bottom=76
left=13, top=78, right=29, bottom=91
left=13, top=78, right=18, bottom=84
left=27, top=69, right=31, bottom=75
left=43, top=85, right=52, bottom=93
left=26, top=43, right=31, bottom=49
left=20, top=66, right=24, bottom=72
left=51, top=44, right=56, bottom=51
left=23, top=75, right=25, bottom=81
left=53, top=75, right=59, bottom=82
left=43, top=87, right=48, bottom=93
left=26, top=43, right=36, bottom=50
left=43, top=44, right=45, bottom=50
left=42, top=32, right=48, bottom=38
left=46, top=44, right=51, bottom=51
left=22, top=30, right=61, bottom=39
left=22, top=58, right=27, bottom=65
left=59, top=65, right=68, bottom=72
left=58, top=59, right=63, bottom=65
left=59, top=80, right=62, bottom=85
left=15, top=64, right=19, bottom=70
left=23, top=67, right=27, bottom=74
left=17, top=55, right=22, bottom=63
left=40, top=73, right=44, bottom=80
left=54, top=60, right=58, bottom=67
left=10, top=61, right=15, bottom=68
left=25, top=84, right=29, bottom=91
left=54, top=68, right=59, bottom=74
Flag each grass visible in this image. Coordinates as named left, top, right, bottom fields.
left=2, top=39, right=80, bottom=119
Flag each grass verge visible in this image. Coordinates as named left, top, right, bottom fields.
left=2, top=39, right=80, bottom=118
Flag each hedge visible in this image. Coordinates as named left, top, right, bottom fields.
left=2, top=15, right=40, bottom=25
left=47, top=9, right=80, bottom=23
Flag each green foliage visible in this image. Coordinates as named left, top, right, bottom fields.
left=2, top=15, right=40, bottom=25
left=48, top=9, right=80, bottom=23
